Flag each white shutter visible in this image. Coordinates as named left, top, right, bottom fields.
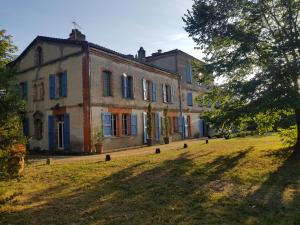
left=143, top=78, right=147, bottom=100
left=143, top=112, right=147, bottom=143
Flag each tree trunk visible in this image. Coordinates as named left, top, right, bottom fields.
left=295, top=109, right=300, bottom=150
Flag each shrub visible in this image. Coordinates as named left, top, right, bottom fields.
left=278, top=125, right=297, bottom=147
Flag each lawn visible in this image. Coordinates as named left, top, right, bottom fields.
left=1, top=135, right=300, bottom=225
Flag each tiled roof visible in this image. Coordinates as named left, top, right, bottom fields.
left=9, top=36, right=177, bottom=75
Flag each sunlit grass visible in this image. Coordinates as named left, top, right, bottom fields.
left=1, top=135, right=300, bottom=225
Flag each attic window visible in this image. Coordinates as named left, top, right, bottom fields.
left=35, top=46, right=43, bottom=66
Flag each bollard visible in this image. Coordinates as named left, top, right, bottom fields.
left=46, top=158, right=51, bottom=165
left=184, top=143, right=188, bottom=148
left=155, top=148, right=161, bottom=154
left=105, top=154, right=111, bottom=161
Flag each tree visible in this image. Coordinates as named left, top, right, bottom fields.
left=183, top=0, right=300, bottom=148
left=0, top=30, right=26, bottom=176
left=147, top=103, right=153, bottom=145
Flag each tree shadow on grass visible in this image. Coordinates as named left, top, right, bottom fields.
left=0, top=148, right=263, bottom=225
left=234, top=148, right=300, bottom=225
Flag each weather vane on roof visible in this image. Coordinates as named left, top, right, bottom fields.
left=72, top=21, right=82, bottom=30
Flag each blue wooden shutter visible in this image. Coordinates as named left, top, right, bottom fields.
left=102, top=112, right=112, bottom=137
left=48, top=115, right=54, bottom=150
left=131, top=114, right=137, bottom=136
left=170, top=81, right=174, bottom=103
left=49, top=74, right=56, bottom=99
left=178, top=116, right=183, bottom=133
left=23, top=81, right=28, bottom=100
left=186, top=64, right=192, bottom=83
left=152, top=81, right=156, bottom=102
left=23, top=117, right=29, bottom=136
left=162, top=83, right=166, bottom=102
left=187, top=92, right=193, bottom=106
left=198, top=119, right=204, bottom=137
left=62, top=71, right=68, bottom=97
left=154, top=112, right=160, bottom=141
left=63, top=114, right=70, bottom=151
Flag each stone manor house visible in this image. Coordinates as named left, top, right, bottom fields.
left=10, top=29, right=209, bottom=153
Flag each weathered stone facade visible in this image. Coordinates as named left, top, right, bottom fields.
left=11, top=30, right=208, bottom=153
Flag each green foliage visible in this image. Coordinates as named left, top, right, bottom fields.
left=94, top=128, right=104, bottom=144
left=147, top=103, right=153, bottom=139
left=279, top=126, right=297, bottom=147
left=191, top=59, right=213, bottom=86
left=163, top=107, right=169, bottom=138
left=0, top=29, right=17, bottom=68
left=184, top=0, right=300, bottom=144
left=0, top=30, right=26, bottom=176
left=253, top=111, right=281, bottom=135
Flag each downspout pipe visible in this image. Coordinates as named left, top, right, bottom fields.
left=176, top=50, right=184, bottom=140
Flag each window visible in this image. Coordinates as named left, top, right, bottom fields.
left=187, top=92, right=193, bottom=106
left=33, top=81, right=44, bottom=101
left=168, top=117, right=173, bottom=134
left=103, top=112, right=137, bottom=138
left=49, top=71, right=67, bottom=99
left=122, top=74, right=134, bottom=99
left=35, top=46, right=43, bottom=66
left=20, top=81, right=28, bottom=100
left=103, top=71, right=112, bottom=97
left=173, top=117, right=178, bottom=133
left=185, top=64, right=192, bottom=84
left=122, top=114, right=131, bottom=136
left=33, top=111, right=43, bottom=140
left=111, top=114, right=118, bottom=136
left=143, top=79, right=152, bottom=101
left=142, top=78, right=157, bottom=101
left=162, top=82, right=174, bottom=103
left=23, top=117, right=29, bottom=136
left=187, top=116, right=192, bottom=137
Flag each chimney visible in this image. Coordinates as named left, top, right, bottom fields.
left=138, top=47, right=146, bottom=61
left=68, top=29, right=86, bottom=41
left=151, top=49, right=163, bottom=57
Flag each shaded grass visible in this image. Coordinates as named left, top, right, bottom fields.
left=1, top=135, right=300, bottom=225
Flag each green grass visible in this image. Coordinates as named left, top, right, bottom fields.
left=1, top=135, right=300, bottom=225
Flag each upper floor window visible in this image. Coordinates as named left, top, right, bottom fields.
left=187, top=92, right=193, bottom=106
left=142, top=78, right=156, bottom=101
left=49, top=71, right=67, bottom=99
left=185, top=64, right=192, bottom=84
left=122, top=73, right=134, bottom=99
left=103, top=71, right=112, bottom=97
left=162, top=82, right=174, bottom=103
left=33, top=81, right=44, bottom=101
left=35, top=46, right=43, bottom=66
left=20, top=81, right=28, bottom=100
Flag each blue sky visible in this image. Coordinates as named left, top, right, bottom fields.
left=0, top=0, right=204, bottom=59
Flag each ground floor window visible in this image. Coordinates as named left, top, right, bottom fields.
left=111, top=114, right=118, bottom=136
left=122, top=113, right=131, bottom=136
left=187, top=116, right=191, bottom=137
left=173, top=117, right=178, bottom=133
left=33, top=111, right=43, bottom=140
